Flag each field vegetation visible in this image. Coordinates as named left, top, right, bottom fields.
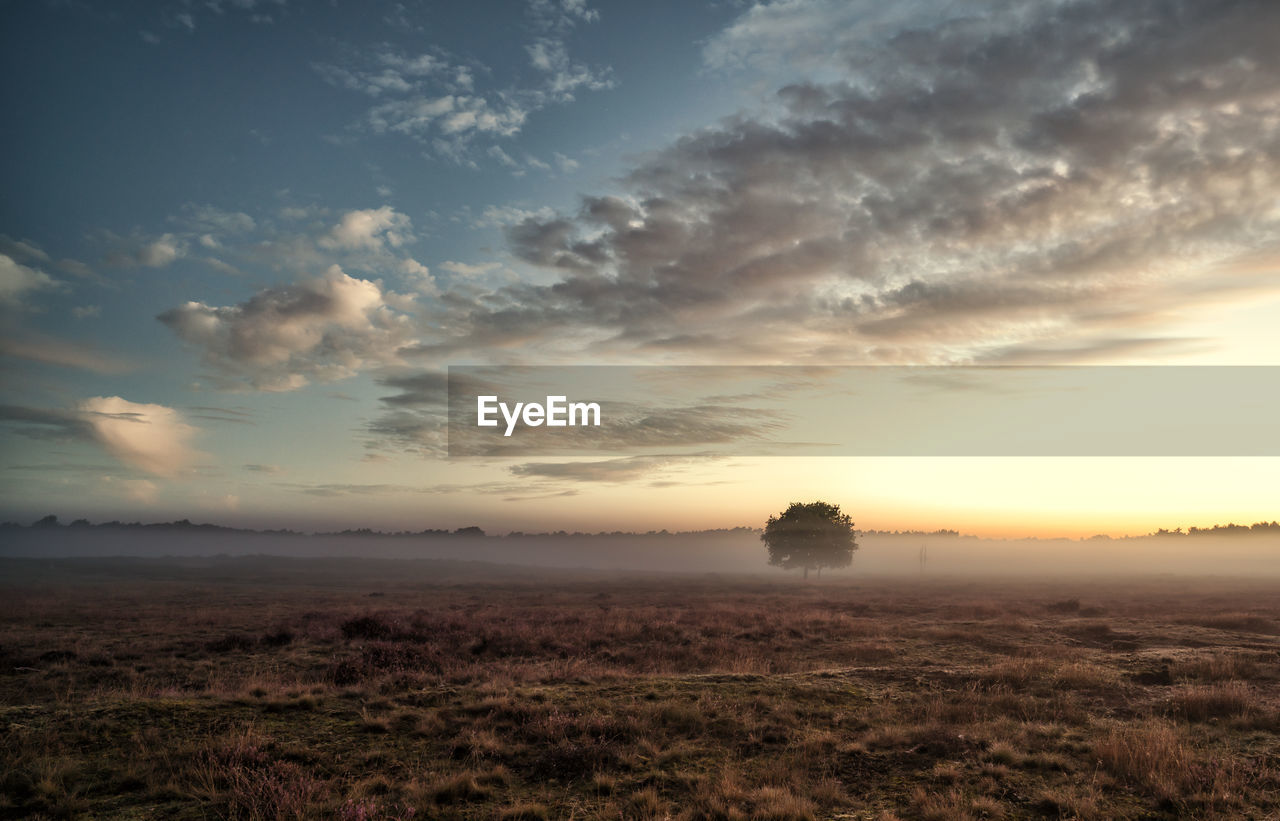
left=1, top=557, right=1278, bottom=819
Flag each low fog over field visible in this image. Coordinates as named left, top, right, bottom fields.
left=2, top=522, right=1276, bottom=577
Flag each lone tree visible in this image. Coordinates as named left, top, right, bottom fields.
left=762, top=501, right=858, bottom=579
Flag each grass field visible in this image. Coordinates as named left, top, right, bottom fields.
left=2, top=557, right=1278, bottom=819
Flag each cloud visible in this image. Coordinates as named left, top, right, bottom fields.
left=129, top=0, right=281, bottom=39
left=441, top=260, right=501, bottom=278
left=282, top=481, right=425, bottom=497
left=0, top=332, right=134, bottom=373
left=449, top=397, right=784, bottom=458
left=157, top=265, right=417, bottom=390
left=318, top=207, right=414, bottom=251
left=525, top=38, right=613, bottom=102
left=488, top=145, right=521, bottom=169
left=72, top=305, right=101, bottom=319
left=553, top=152, right=579, bottom=173
left=141, top=237, right=183, bottom=266
left=472, top=204, right=558, bottom=228
left=363, top=369, right=499, bottom=458
left=103, top=231, right=187, bottom=268
left=178, top=203, right=257, bottom=235
left=405, top=0, right=1280, bottom=365
left=278, top=477, right=573, bottom=500
left=315, top=47, right=535, bottom=151
left=365, top=365, right=788, bottom=459
left=314, top=64, right=415, bottom=97
left=280, top=204, right=326, bottom=222
left=365, top=373, right=448, bottom=457
left=528, top=0, right=600, bottom=30
left=0, top=235, right=50, bottom=263
left=57, top=259, right=97, bottom=279
left=315, top=4, right=611, bottom=164
left=368, top=93, right=530, bottom=141
left=396, top=258, right=437, bottom=294
left=702, top=0, right=999, bottom=73
left=202, top=257, right=242, bottom=276
left=0, top=254, right=60, bottom=308
left=243, top=463, right=283, bottom=474
left=77, top=396, right=203, bottom=477
left=509, top=454, right=711, bottom=484
left=0, top=403, right=89, bottom=441
left=188, top=405, right=255, bottom=425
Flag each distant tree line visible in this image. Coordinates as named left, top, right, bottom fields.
left=1, top=516, right=761, bottom=539
left=1150, top=521, right=1280, bottom=537
left=7, top=515, right=1277, bottom=539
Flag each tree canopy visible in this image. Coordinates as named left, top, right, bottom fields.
left=762, top=501, right=858, bottom=579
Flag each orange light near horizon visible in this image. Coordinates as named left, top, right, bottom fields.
left=556, top=456, right=1280, bottom=540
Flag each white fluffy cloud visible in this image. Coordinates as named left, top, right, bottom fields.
left=79, top=396, right=202, bottom=477
left=139, top=236, right=183, bottom=266
left=319, top=207, right=415, bottom=251
left=158, top=265, right=417, bottom=390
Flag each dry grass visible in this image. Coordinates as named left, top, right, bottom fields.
left=1, top=558, right=1278, bottom=819
left=1165, top=682, right=1254, bottom=721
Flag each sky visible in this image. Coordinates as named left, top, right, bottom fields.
left=2, top=0, right=1279, bottom=536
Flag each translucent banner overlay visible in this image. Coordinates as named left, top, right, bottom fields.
left=447, top=366, right=1280, bottom=457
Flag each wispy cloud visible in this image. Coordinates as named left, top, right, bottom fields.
left=100, top=230, right=187, bottom=268
left=313, top=1, right=612, bottom=164
left=509, top=453, right=720, bottom=484
left=0, top=332, right=134, bottom=374
left=0, top=254, right=61, bottom=308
